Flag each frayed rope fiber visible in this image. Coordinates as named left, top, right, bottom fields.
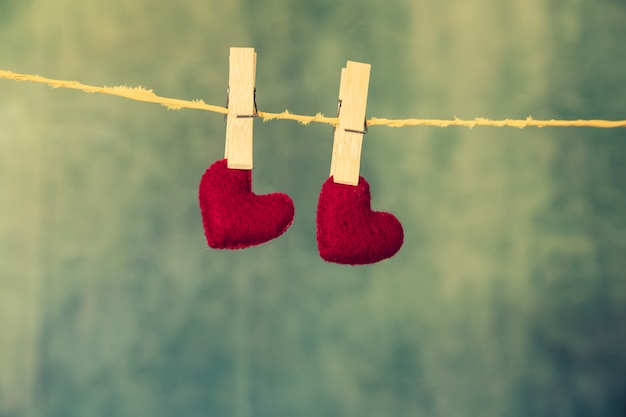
left=199, top=159, right=294, bottom=249
left=317, top=176, right=404, bottom=265
left=2, top=69, right=625, bottom=129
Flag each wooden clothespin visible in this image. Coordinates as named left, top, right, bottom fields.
left=329, top=61, right=371, bottom=186
left=224, top=47, right=257, bottom=170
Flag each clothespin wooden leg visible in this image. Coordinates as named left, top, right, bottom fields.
left=224, top=47, right=257, bottom=170
left=329, top=61, right=371, bottom=186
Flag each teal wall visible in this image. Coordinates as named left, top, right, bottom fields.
left=1, top=1, right=625, bottom=416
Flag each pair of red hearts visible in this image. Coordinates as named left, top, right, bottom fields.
left=198, top=159, right=403, bottom=265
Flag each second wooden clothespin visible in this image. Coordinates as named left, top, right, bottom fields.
left=224, top=47, right=257, bottom=170
left=329, top=61, right=371, bottom=186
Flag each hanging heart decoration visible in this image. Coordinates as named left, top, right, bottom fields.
left=316, top=176, right=404, bottom=265
left=199, top=159, right=294, bottom=249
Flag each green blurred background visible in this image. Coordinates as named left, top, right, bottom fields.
left=1, top=0, right=625, bottom=416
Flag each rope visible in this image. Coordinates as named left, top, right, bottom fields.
left=2, top=69, right=625, bottom=129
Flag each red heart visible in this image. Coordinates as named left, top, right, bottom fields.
left=198, top=159, right=294, bottom=249
left=316, top=176, right=404, bottom=265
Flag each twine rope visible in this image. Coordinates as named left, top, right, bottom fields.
left=2, top=69, right=625, bottom=129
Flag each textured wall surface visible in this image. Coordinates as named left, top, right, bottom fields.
left=1, top=1, right=625, bottom=416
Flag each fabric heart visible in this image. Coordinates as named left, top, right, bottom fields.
left=316, top=176, right=404, bottom=265
left=198, top=159, right=294, bottom=249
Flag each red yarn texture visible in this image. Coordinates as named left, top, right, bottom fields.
left=198, top=159, right=294, bottom=249
left=317, top=176, right=404, bottom=265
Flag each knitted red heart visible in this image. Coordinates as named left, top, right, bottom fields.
left=198, top=159, right=294, bottom=249
left=316, top=176, right=403, bottom=265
